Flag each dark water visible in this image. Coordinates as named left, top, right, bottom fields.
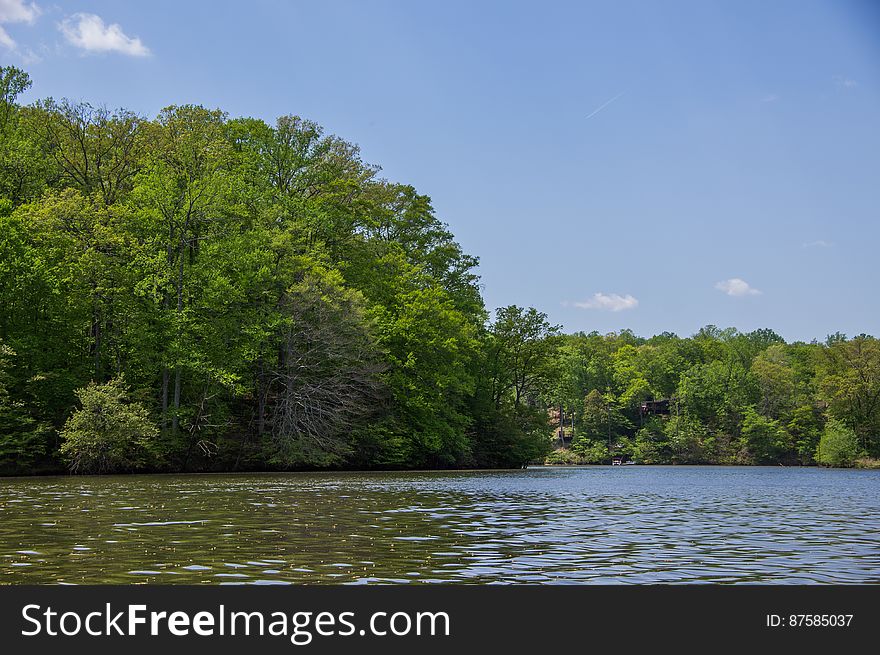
left=1, top=466, right=878, bottom=584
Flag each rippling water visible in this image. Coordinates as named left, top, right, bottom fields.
left=1, top=466, right=878, bottom=584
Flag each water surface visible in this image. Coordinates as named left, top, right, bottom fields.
left=1, top=466, right=878, bottom=584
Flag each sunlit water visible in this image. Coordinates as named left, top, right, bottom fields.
left=1, top=466, right=878, bottom=584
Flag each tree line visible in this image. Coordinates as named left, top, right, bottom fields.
left=0, top=66, right=553, bottom=474
left=1, top=65, right=877, bottom=474
left=547, top=328, right=880, bottom=468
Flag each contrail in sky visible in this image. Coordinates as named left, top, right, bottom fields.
left=585, top=91, right=625, bottom=120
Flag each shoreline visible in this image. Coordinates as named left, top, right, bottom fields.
left=3, top=461, right=880, bottom=481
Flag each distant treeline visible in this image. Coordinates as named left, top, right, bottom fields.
left=546, top=328, right=879, bottom=468
left=1, top=66, right=877, bottom=475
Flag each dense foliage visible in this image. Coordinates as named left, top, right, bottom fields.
left=0, top=66, right=552, bottom=474
left=1, top=65, right=877, bottom=474
left=59, top=377, right=158, bottom=474
left=549, top=328, right=880, bottom=467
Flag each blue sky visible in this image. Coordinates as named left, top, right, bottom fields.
left=2, top=0, right=878, bottom=342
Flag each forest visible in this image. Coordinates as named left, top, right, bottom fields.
left=1, top=65, right=878, bottom=475
left=546, top=328, right=879, bottom=469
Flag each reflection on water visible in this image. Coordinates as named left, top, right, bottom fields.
left=1, top=466, right=879, bottom=584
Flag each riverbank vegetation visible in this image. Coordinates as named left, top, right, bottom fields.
left=0, top=66, right=554, bottom=474
left=1, top=65, right=878, bottom=474
left=546, top=329, right=880, bottom=468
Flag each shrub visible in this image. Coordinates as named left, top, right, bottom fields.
left=815, top=418, right=859, bottom=468
left=60, top=377, right=159, bottom=474
left=545, top=448, right=585, bottom=465
left=570, top=438, right=609, bottom=463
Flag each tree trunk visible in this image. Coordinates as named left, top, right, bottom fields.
left=91, top=310, right=101, bottom=381
left=172, top=367, right=181, bottom=432
left=161, top=368, right=169, bottom=428
left=171, top=237, right=185, bottom=433
left=256, top=357, right=269, bottom=435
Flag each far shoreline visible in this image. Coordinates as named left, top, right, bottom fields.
left=2, top=461, right=880, bottom=482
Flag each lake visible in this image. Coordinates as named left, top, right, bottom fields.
left=1, top=466, right=878, bottom=584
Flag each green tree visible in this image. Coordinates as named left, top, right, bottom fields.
left=786, top=404, right=823, bottom=464
left=132, top=105, right=232, bottom=432
left=467, top=306, right=558, bottom=467
left=815, top=418, right=859, bottom=468
left=0, top=340, right=54, bottom=473
left=60, top=377, right=159, bottom=474
left=739, top=408, right=792, bottom=464
left=0, top=66, right=31, bottom=132
left=632, top=417, right=671, bottom=463
left=663, top=413, right=708, bottom=464
left=751, top=344, right=797, bottom=420
left=487, top=306, right=560, bottom=408
left=0, top=67, right=49, bottom=207
left=820, top=336, right=880, bottom=455
left=29, top=99, right=144, bottom=205
left=571, top=438, right=609, bottom=463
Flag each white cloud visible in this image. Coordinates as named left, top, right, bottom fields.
left=0, top=0, right=41, bottom=50
left=760, top=93, right=779, bottom=103
left=0, top=0, right=39, bottom=22
left=59, top=12, right=150, bottom=57
left=833, top=75, right=857, bottom=89
left=802, top=239, right=833, bottom=248
left=569, top=292, right=639, bottom=312
left=715, top=278, right=761, bottom=297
